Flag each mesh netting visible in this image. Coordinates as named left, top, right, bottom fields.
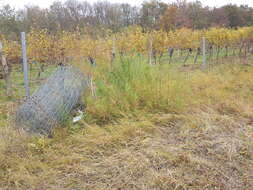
left=15, top=66, right=88, bottom=135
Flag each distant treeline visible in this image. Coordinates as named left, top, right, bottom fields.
left=0, top=0, right=253, bottom=39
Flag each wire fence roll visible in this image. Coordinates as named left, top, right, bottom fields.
left=15, top=66, right=88, bottom=135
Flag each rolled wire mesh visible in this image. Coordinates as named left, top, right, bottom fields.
left=15, top=66, right=88, bottom=135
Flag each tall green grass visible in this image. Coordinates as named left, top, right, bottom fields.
left=84, top=56, right=190, bottom=123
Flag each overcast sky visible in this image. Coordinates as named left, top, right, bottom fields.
left=1, top=0, right=253, bottom=9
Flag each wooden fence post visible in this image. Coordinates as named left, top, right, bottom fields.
left=202, top=37, right=206, bottom=70
left=111, top=36, right=116, bottom=64
left=21, top=32, right=30, bottom=97
left=0, top=42, right=11, bottom=96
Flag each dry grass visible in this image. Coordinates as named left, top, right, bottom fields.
left=0, top=58, right=253, bottom=190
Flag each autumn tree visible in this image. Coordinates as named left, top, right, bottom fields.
left=159, top=5, right=177, bottom=31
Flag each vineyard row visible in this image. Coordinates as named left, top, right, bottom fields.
left=0, top=26, right=253, bottom=66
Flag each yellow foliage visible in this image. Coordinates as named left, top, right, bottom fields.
left=1, top=26, right=252, bottom=65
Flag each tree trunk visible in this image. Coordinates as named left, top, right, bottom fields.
left=225, top=46, right=228, bottom=57
left=37, top=63, right=45, bottom=79
left=183, top=49, right=190, bottom=65
left=158, top=52, right=163, bottom=64
left=153, top=52, right=157, bottom=65
left=208, top=46, right=213, bottom=60
left=216, top=46, right=220, bottom=61
left=239, top=42, right=244, bottom=57
left=194, top=48, right=201, bottom=64
left=244, top=45, right=247, bottom=57
left=168, top=48, right=174, bottom=64
left=232, top=46, right=236, bottom=56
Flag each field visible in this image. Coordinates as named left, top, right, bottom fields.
left=1, top=0, right=253, bottom=189
left=0, top=53, right=253, bottom=189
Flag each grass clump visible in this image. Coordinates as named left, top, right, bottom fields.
left=84, top=57, right=190, bottom=123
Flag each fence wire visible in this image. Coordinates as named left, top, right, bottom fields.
left=15, top=66, right=88, bottom=135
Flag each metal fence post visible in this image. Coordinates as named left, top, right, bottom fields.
left=148, top=34, right=153, bottom=65
left=202, top=37, right=206, bottom=70
left=21, top=32, right=30, bottom=97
